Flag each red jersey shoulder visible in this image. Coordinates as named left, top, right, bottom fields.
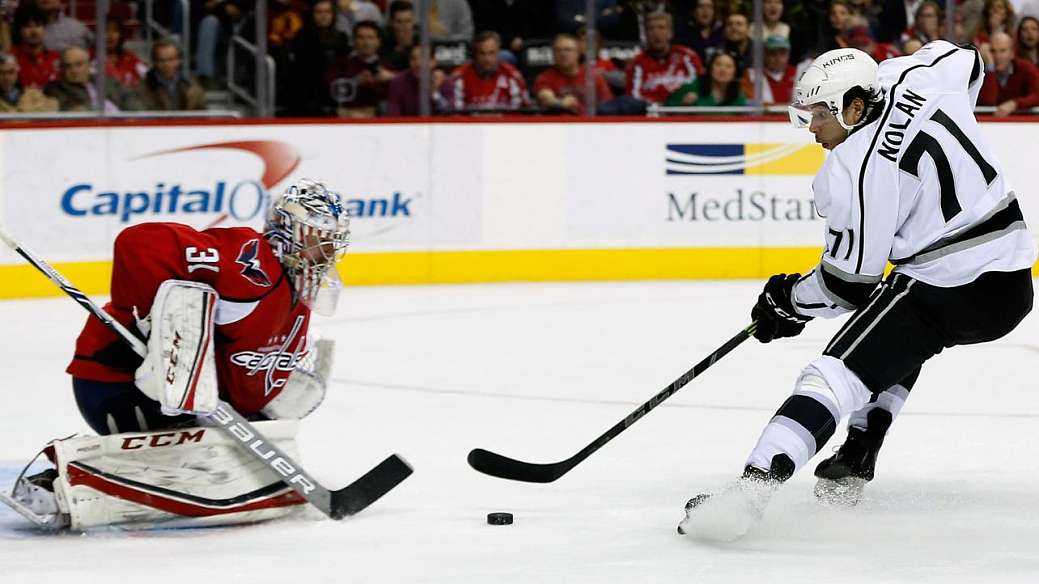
left=203, top=227, right=285, bottom=300
left=113, top=223, right=282, bottom=301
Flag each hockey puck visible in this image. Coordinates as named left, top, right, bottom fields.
left=487, top=512, right=513, bottom=525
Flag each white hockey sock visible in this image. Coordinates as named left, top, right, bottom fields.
left=848, top=383, right=909, bottom=431
left=746, top=356, right=872, bottom=474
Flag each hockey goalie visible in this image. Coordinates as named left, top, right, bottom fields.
left=4, top=178, right=350, bottom=530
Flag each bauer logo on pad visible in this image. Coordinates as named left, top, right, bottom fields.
left=665, top=144, right=824, bottom=176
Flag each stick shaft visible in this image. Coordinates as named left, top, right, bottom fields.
left=570, top=324, right=755, bottom=466
left=468, top=323, right=755, bottom=482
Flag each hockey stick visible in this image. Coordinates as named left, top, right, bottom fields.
left=0, top=226, right=412, bottom=520
left=467, top=324, right=756, bottom=483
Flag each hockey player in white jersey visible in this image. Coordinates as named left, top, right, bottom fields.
left=679, top=41, right=1036, bottom=541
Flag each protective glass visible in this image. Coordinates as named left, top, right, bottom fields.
left=787, top=102, right=836, bottom=128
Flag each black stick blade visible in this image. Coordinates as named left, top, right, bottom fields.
left=329, top=454, right=413, bottom=519
left=467, top=448, right=571, bottom=483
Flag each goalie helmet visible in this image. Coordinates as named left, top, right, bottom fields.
left=264, top=178, right=350, bottom=315
left=788, top=48, right=880, bottom=131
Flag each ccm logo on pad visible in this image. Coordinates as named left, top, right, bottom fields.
left=120, top=430, right=206, bottom=450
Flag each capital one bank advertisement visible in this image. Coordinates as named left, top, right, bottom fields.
left=0, top=123, right=467, bottom=264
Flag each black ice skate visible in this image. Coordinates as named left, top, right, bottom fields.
left=678, top=455, right=793, bottom=541
left=814, top=409, right=892, bottom=506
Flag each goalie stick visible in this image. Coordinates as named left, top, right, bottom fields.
left=0, top=225, right=412, bottom=520
left=467, top=324, right=756, bottom=483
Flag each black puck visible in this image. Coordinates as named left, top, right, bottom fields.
left=487, top=512, right=513, bottom=525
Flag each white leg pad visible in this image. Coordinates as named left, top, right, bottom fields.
left=48, top=421, right=306, bottom=530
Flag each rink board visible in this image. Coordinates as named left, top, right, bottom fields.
left=0, top=119, right=1036, bottom=298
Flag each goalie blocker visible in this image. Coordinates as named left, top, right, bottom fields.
left=8, top=421, right=307, bottom=530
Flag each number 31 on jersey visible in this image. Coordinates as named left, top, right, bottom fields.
left=186, top=247, right=220, bottom=273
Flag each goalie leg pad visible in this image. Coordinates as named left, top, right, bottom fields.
left=135, top=280, right=220, bottom=416
left=43, top=421, right=306, bottom=530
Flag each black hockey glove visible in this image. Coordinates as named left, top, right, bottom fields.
left=751, top=273, right=813, bottom=343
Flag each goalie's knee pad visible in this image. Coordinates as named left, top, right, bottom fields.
left=28, top=421, right=306, bottom=530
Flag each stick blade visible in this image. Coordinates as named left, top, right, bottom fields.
left=329, top=454, right=413, bottom=519
left=467, top=448, right=569, bottom=483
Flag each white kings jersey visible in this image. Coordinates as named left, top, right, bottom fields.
left=793, top=41, right=1038, bottom=319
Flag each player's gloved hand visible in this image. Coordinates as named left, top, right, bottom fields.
left=751, top=273, right=813, bottom=343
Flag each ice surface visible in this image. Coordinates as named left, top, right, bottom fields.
left=1, top=280, right=1038, bottom=583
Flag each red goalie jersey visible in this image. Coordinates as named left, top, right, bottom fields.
left=67, top=223, right=312, bottom=416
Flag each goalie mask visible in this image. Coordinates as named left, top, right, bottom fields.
left=265, top=178, right=350, bottom=315
left=788, top=48, right=880, bottom=131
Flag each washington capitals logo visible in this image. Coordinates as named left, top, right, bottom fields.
left=235, top=239, right=272, bottom=287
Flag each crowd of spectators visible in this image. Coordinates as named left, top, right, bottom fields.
left=0, top=0, right=1038, bottom=116
left=0, top=0, right=204, bottom=113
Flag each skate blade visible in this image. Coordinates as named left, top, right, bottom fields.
left=0, top=490, right=67, bottom=529
left=814, top=477, right=867, bottom=507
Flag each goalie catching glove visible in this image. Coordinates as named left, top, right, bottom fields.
left=261, top=335, right=335, bottom=420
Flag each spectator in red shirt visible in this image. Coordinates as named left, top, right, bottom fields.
left=385, top=44, right=446, bottom=116
left=326, top=20, right=396, bottom=117
left=98, top=19, right=145, bottom=88
left=444, top=31, right=530, bottom=112
left=741, top=35, right=797, bottom=105
left=625, top=13, right=703, bottom=104
left=10, top=8, right=59, bottom=89
left=980, top=31, right=1039, bottom=115
left=534, top=33, right=611, bottom=115
left=846, top=24, right=901, bottom=62
left=576, top=26, right=624, bottom=98
left=576, top=27, right=616, bottom=74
